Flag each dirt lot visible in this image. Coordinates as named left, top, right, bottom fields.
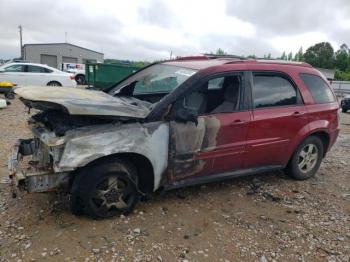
left=0, top=98, right=349, bottom=262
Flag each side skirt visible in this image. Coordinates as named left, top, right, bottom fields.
left=164, top=165, right=283, bottom=191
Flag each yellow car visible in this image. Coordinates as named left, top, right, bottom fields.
left=0, top=81, right=15, bottom=99
left=0, top=81, right=14, bottom=92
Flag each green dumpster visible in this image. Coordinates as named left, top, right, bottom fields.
left=86, top=63, right=142, bottom=91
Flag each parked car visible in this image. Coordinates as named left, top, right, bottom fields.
left=0, top=62, right=76, bottom=87
left=0, top=81, right=15, bottom=99
left=340, top=95, right=350, bottom=112
left=9, top=56, right=339, bottom=218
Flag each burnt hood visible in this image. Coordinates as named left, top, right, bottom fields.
left=15, top=86, right=151, bottom=118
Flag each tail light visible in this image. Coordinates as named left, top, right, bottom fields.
left=69, top=75, right=75, bottom=80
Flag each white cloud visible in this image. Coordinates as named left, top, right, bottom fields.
left=268, top=32, right=331, bottom=53
left=0, top=0, right=349, bottom=60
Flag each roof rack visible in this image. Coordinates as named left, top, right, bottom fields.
left=255, top=59, right=311, bottom=67
left=203, top=54, right=247, bottom=60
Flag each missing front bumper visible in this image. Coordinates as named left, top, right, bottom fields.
left=8, top=139, right=70, bottom=193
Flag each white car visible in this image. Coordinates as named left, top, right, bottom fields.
left=0, top=62, right=77, bottom=87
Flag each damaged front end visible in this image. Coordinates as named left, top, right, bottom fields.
left=8, top=127, right=69, bottom=193
left=8, top=86, right=166, bottom=195
left=8, top=86, right=152, bottom=194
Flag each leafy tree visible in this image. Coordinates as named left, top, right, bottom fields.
left=303, top=42, right=334, bottom=68
left=294, top=47, right=303, bottom=61
left=247, top=54, right=257, bottom=59
left=334, top=69, right=350, bottom=81
left=335, top=43, right=349, bottom=71
left=280, top=51, right=287, bottom=60
left=215, top=48, right=227, bottom=55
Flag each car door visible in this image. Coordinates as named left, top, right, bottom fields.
left=244, top=71, right=309, bottom=168
left=25, top=65, right=51, bottom=86
left=0, top=64, right=26, bottom=86
left=168, top=72, right=251, bottom=183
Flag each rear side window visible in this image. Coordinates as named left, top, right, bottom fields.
left=299, top=73, right=335, bottom=103
left=253, top=73, right=298, bottom=109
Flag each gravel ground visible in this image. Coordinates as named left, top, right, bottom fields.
left=0, top=97, right=349, bottom=262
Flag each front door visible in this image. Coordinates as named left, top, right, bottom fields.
left=0, top=64, right=26, bottom=86
left=168, top=73, right=251, bottom=183
left=244, top=72, right=309, bottom=168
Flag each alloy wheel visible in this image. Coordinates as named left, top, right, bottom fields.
left=298, top=144, right=319, bottom=173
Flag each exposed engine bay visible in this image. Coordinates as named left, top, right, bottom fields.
left=30, top=110, right=119, bottom=136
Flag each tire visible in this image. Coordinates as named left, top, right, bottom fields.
left=47, top=81, right=62, bottom=86
left=285, top=136, right=324, bottom=180
left=70, top=160, right=139, bottom=218
left=342, top=107, right=347, bottom=113
left=4, top=91, right=15, bottom=99
left=75, top=75, right=85, bottom=85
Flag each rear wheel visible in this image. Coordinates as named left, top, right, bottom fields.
left=75, top=75, right=85, bottom=85
left=285, top=136, right=324, bottom=180
left=70, top=160, right=139, bottom=218
left=47, top=81, right=62, bottom=86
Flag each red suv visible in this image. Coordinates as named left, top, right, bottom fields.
left=9, top=56, right=339, bottom=218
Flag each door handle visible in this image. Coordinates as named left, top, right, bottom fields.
left=291, top=111, right=305, bottom=117
left=230, top=119, right=245, bottom=125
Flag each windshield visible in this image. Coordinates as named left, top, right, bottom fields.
left=109, top=64, right=197, bottom=95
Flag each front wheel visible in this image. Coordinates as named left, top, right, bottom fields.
left=70, top=160, right=139, bottom=218
left=285, top=136, right=324, bottom=180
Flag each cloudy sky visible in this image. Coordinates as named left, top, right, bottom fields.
left=0, top=0, right=349, bottom=61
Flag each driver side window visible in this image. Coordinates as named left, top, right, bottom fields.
left=183, top=74, right=242, bottom=115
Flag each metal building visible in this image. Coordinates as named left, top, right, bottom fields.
left=22, top=43, right=104, bottom=69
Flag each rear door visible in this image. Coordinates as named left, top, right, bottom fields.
left=25, top=65, right=53, bottom=86
left=244, top=71, right=309, bottom=168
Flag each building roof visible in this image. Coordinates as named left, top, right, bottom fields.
left=23, top=43, right=103, bottom=55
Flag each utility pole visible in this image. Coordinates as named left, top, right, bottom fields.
left=170, top=50, right=172, bottom=59
left=19, top=25, right=23, bottom=59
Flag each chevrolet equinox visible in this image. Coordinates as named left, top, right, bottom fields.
left=9, top=56, right=339, bottom=218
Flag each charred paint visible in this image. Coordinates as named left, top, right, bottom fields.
left=15, top=86, right=151, bottom=118
left=167, top=116, right=221, bottom=181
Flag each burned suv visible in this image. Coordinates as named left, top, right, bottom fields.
left=9, top=56, right=339, bottom=218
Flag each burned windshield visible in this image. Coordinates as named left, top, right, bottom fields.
left=109, top=64, right=197, bottom=95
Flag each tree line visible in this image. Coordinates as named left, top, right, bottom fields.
left=214, top=42, right=350, bottom=81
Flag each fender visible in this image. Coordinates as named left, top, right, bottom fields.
left=286, top=119, right=331, bottom=164
left=57, top=121, right=169, bottom=191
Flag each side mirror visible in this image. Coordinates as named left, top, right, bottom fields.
left=172, top=107, right=198, bottom=125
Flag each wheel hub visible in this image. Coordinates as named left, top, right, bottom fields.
left=104, top=188, right=119, bottom=203
left=298, top=144, right=318, bottom=173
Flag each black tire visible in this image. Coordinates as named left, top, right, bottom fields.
left=285, top=136, right=324, bottom=180
left=4, top=91, right=15, bottom=99
left=342, top=107, right=347, bottom=113
left=75, top=75, right=85, bottom=85
left=70, top=159, right=139, bottom=218
left=47, top=81, right=62, bottom=86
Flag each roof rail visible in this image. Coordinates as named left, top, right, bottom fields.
left=174, top=56, right=209, bottom=61
left=256, top=59, right=312, bottom=67
left=203, top=54, right=247, bottom=60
